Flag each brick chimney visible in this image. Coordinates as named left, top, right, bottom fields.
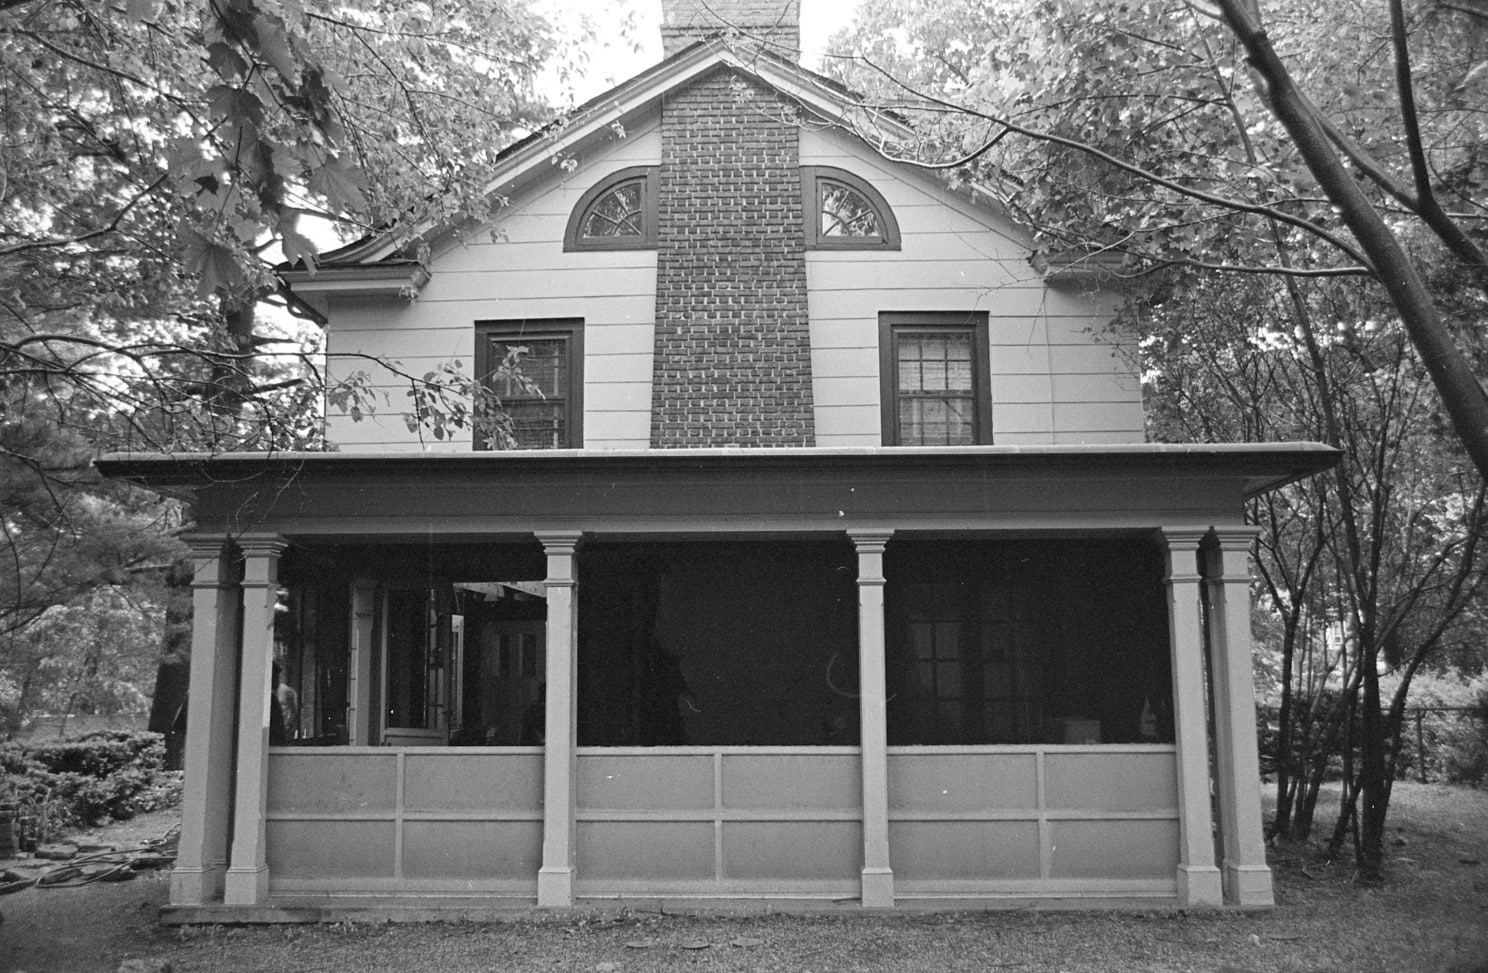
left=650, top=0, right=815, bottom=448
left=659, top=0, right=801, bottom=60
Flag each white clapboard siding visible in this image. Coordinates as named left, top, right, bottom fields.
left=800, top=126, right=1144, bottom=447
left=322, top=126, right=661, bottom=452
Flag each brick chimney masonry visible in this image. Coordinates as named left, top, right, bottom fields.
left=650, top=0, right=814, bottom=448
left=659, top=0, right=801, bottom=60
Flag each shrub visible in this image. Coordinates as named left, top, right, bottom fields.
left=0, top=729, right=182, bottom=840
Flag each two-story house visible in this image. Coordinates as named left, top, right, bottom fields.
left=100, top=0, right=1336, bottom=919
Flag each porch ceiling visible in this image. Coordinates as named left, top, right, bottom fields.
left=96, top=443, right=1338, bottom=539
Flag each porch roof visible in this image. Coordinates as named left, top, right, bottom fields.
left=98, top=442, right=1337, bottom=494
left=97, top=443, right=1337, bottom=542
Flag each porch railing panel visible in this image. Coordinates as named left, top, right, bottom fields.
left=265, top=748, right=543, bottom=895
left=887, top=745, right=1180, bottom=896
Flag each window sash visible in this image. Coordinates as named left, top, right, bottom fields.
left=475, top=322, right=582, bottom=450
left=887, top=324, right=987, bottom=446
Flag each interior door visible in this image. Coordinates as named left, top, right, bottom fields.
left=381, top=587, right=450, bottom=746
left=479, top=620, right=546, bottom=745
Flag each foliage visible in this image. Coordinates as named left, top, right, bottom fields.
left=1386, top=669, right=1488, bottom=786
left=1, top=0, right=575, bottom=457
left=0, top=729, right=182, bottom=838
left=828, top=0, right=1488, bottom=876
left=828, top=0, right=1488, bottom=473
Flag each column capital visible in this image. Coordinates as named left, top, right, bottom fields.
left=1158, top=528, right=1206, bottom=585
left=235, top=533, right=289, bottom=559
left=1206, top=525, right=1260, bottom=551
left=847, top=529, right=895, bottom=554
left=181, top=533, right=231, bottom=558
left=535, top=530, right=584, bottom=555
left=1156, top=526, right=1209, bottom=551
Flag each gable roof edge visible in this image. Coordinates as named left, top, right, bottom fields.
left=315, top=41, right=921, bottom=269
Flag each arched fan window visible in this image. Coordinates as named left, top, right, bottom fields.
left=564, top=166, right=658, bottom=250
left=802, top=166, right=900, bottom=249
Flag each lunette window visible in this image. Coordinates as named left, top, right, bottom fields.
left=474, top=319, right=583, bottom=449
left=802, top=166, right=900, bottom=249
left=564, top=166, right=658, bottom=250
left=879, top=312, right=992, bottom=446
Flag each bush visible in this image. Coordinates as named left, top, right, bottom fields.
left=0, top=729, right=182, bottom=840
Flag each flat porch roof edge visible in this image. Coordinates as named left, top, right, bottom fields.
left=97, top=442, right=1340, bottom=499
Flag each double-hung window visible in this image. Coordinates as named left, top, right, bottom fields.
left=879, top=312, right=992, bottom=446
left=474, top=319, right=583, bottom=449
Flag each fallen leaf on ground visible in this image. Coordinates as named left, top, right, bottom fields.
left=730, top=937, right=763, bottom=947
left=680, top=939, right=711, bottom=950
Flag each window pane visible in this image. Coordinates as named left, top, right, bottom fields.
left=820, top=181, right=882, bottom=238
left=482, top=334, right=571, bottom=449
left=582, top=181, right=644, bottom=237
left=910, top=621, right=934, bottom=660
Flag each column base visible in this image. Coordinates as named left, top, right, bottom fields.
left=1176, top=864, right=1223, bottom=907
left=537, top=866, right=574, bottom=908
left=170, top=864, right=225, bottom=905
left=1223, top=862, right=1275, bottom=907
left=223, top=865, right=269, bottom=906
left=861, top=867, right=894, bottom=908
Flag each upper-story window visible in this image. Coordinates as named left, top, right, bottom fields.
left=802, top=166, right=900, bottom=250
left=879, top=312, right=991, bottom=446
left=564, top=166, right=658, bottom=250
left=475, top=319, right=584, bottom=449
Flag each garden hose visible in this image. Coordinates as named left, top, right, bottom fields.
left=0, top=825, right=178, bottom=895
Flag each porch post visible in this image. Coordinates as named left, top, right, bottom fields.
left=223, top=534, right=288, bottom=906
left=348, top=580, right=378, bottom=746
left=1203, top=528, right=1275, bottom=907
left=537, top=530, right=582, bottom=907
left=1158, top=528, right=1223, bottom=907
left=849, top=529, right=895, bottom=908
left=170, top=535, right=238, bottom=905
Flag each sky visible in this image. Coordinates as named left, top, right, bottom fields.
left=537, top=0, right=865, bottom=103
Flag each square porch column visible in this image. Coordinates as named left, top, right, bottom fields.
left=537, top=531, right=582, bottom=907
left=170, top=535, right=239, bottom=905
left=1159, top=528, right=1223, bottom=907
left=1204, top=528, right=1275, bottom=907
left=849, top=529, right=895, bottom=908
left=224, top=535, right=288, bottom=906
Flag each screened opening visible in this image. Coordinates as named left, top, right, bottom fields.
left=885, top=538, right=1174, bottom=746
left=578, top=541, right=860, bottom=747
left=274, top=553, right=350, bottom=746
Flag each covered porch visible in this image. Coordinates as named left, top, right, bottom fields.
left=97, top=444, right=1336, bottom=917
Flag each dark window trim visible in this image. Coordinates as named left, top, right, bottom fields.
left=474, top=318, right=584, bottom=450
left=563, top=166, right=658, bottom=251
left=878, top=311, right=992, bottom=446
left=802, top=165, right=901, bottom=250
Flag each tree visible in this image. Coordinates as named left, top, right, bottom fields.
left=2, top=0, right=572, bottom=455
left=826, top=0, right=1488, bottom=877
left=1, top=0, right=587, bottom=737
left=826, top=0, right=1488, bottom=472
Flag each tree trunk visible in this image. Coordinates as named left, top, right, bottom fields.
left=1218, top=0, right=1488, bottom=480
left=145, top=557, right=193, bottom=769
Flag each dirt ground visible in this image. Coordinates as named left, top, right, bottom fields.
left=2, top=784, right=1486, bottom=973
